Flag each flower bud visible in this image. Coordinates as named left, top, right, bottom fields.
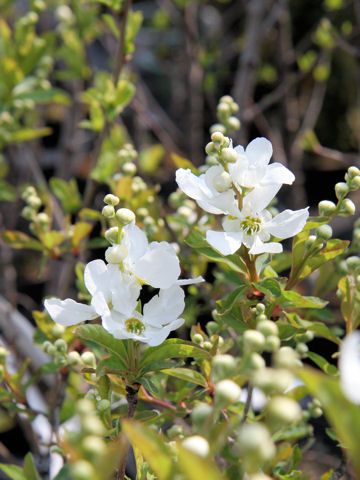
left=167, top=424, right=183, bottom=439
left=71, top=460, right=96, bottom=480
left=274, top=346, right=301, bottom=369
left=257, top=320, right=278, bottom=337
left=316, top=226, right=332, bottom=243
left=213, top=171, right=232, bottom=192
left=54, top=338, right=67, bottom=353
left=296, top=342, right=309, bottom=355
left=267, top=396, right=302, bottom=429
left=102, top=205, right=115, bottom=218
left=237, top=423, right=275, bottom=473
left=205, top=142, right=216, bottom=155
left=205, top=155, right=218, bottom=166
left=178, top=205, right=194, bottom=219
left=217, top=102, right=230, bottom=116
left=105, top=245, right=127, bottom=264
left=81, top=351, right=96, bottom=368
left=203, top=341, right=212, bottom=351
left=68, top=351, right=81, bottom=365
left=264, top=335, right=280, bottom=352
left=104, top=194, right=119, bottom=206
left=347, top=166, right=360, bottom=178
left=206, top=321, right=218, bottom=336
left=182, top=435, right=209, bottom=458
left=104, top=226, right=119, bottom=244
left=51, top=324, right=65, bottom=338
left=82, top=436, right=106, bottom=458
left=215, top=379, right=241, bottom=405
left=36, top=212, right=50, bottom=226
left=221, top=148, right=238, bottom=164
left=219, top=95, right=233, bottom=104
left=348, top=176, right=360, bottom=191
left=21, top=206, right=36, bottom=221
left=192, top=333, right=203, bottom=345
left=254, top=368, right=293, bottom=395
left=243, top=330, right=265, bottom=352
left=212, top=354, right=237, bottom=382
left=318, top=200, right=336, bottom=216
left=115, top=208, right=135, bottom=225
left=335, top=182, right=349, bottom=199
left=227, top=116, right=241, bottom=131
left=346, top=255, right=360, bottom=271
left=339, top=198, right=355, bottom=216
left=248, top=352, right=265, bottom=371
left=97, top=399, right=110, bottom=411
left=191, top=403, right=213, bottom=429
left=22, top=186, right=36, bottom=200
left=27, top=195, right=41, bottom=209
left=209, top=124, right=226, bottom=135
left=122, top=162, right=137, bottom=176
left=211, top=131, right=224, bottom=143
left=81, top=415, right=106, bottom=436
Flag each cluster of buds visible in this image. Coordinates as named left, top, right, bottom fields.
left=21, top=186, right=51, bottom=233
left=318, top=166, right=360, bottom=217
left=168, top=191, right=200, bottom=236
left=210, top=95, right=240, bottom=136
left=205, top=131, right=237, bottom=168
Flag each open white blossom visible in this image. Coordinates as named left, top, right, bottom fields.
left=228, top=137, right=295, bottom=212
left=175, top=165, right=238, bottom=216
left=206, top=203, right=309, bottom=255
left=339, top=331, right=360, bottom=404
left=44, top=260, right=189, bottom=346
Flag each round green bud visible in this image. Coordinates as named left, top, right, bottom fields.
left=215, top=379, right=241, bottom=405
left=348, top=175, right=360, bottom=191
left=221, top=148, right=238, bottom=164
left=211, top=335, right=224, bottom=347
left=97, top=399, right=110, bottom=411
left=81, top=351, right=96, bottom=368
left=104, top=226, right=119, bottom=244
left=51, top=323, right=65, bottom=338
left=243, top=330, right=265, bottom=352
left=54, top=338, right=67, bottom=353
left=217, top=102, right=230, bottom=116
left=237, top=423, right=275, bottom=473
left=227, top=116, right=241, bottom=131
left=115, top=208, right=135, bottom=225
left=104, top=194, right=119, bottom=206
left=316, top=224, right=332, bottom=241
left=274, top=346, right=301, bottom=369
left=318, top=200, right=336, bottom=216
left=136, top=207, right=148, bottom=219
left=55, top=353, right=67, bottom=366
left=27, top=195, right=41, bottom=209
left=206, top=321, right=218, bottom=336
left=296, top=342, right=309, bottom=355
left=303, top=330, right=314, bottom=342
left=46, top=345, right=56, bottom=356
left=71, top=460, right=95, bottom=480
left=205, top=142, right=216, bottom=155
left=178, top=205, right=194, bottom=219
left=81, top=415, right=106, bottom=436
left=346, top=255, right=360, bottom=271
left=21, top=206, right=36, bottom=221
left=222, top=136, right=230, bottom=148
left=335, top=182, right=349, bottom=199
left=264, top=335, right=280, bottom=352
left=209, top=124, right=226, bottom=135
left=102, top=205, right=115, bottom=218
left=267, top=396, right=302, bottom=428
left=191, top=403, right=213, bottom=429
left=206, top=155, right=219, bottom=166
left=312, top=406, right=322, bottom=418
left=82, top=435, right=106, bottom=458
left=256, top=303, right=266, bottom=314
left=193, top=334, right=203, bottom=345
left=211, top=131, right=225, bottom=143
left=219, top=95, right=233, bottom=104
left=254, top=368, right=293, bottom=395
left=348, top=166, right=360, bottom=178
left=122, top=162, right=137, bottom=176
left=203, top=341, right=212, bottom=351
left=105, top=245, right=127, bottom=264
left=182, top=435, right=209, bottom=458
left=248, top=352, right=266, bottom=371
left=257, top=320, right=278, bottom=337
left=36, top=212, right=50, bottom=226
left=67, top=351, right=81, bottom=365
left=22, top=186, right=37, bottom=200
left=339, top=198, right=356, bottom=216
left=212, top=354, right=237, bottom=382
left=213, top=171, right=232, bottom=192
left=167, top=424, right=183, bottom=439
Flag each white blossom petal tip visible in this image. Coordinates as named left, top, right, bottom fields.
left=339, top=331, right=360, bottom=404
left=44, top=298, right=97, bottom=326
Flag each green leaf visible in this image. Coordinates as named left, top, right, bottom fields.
left=102, top=14, right=119, bottom=37
left=299, top=368, right=360, bottom=477
left=140, top=339, right=209, bottom=370
left=307, top=351, right=338, bottom=376
left=122, top=420, right=174, bottom=480
left=177, top=445, right=223, bottom=480
left=280, top=290, right=327, bottom=309
left=338, top=275, right=360, bottom=331
left=161, top=368, right=207, bottom=387
left=14, top=88, right=70, bottom=106
left=9, top=128, right=52, bottom=143
left=255, top=277, right=282, bottom=298
left=171, top=153, right=198, bottom=174
left=125, top=11, right=143, bottom=55
left=42, top=231, right=64, bottom=250
left=50, top=178, right=82, bottom=213
left=23, top=453, right=41, bottom=480
left=71, top=222, right=93, bottom=249
left=0, top=464, right=25, bottom=480
left=53, top=464, right=71, bottom=480
left=139, top=144, right=165, bottom=175
left=307, top=323, right=340, bottom=345
left=96, top=355, right=127, bottom=375
left=78, top=208, right=103, bottom=221
left=0, top=180, right=16, bottom=201
left=76, top=324, right=128, bottom=365
left=216, top=285, right=248, bottom=315
left=1, top=231, right=43, bottom=250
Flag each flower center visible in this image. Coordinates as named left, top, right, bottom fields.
left=240, top=215, right=261, bottom=235
left=125, top=318, right=145, bottom=335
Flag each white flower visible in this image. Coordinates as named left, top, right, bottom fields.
left=102, top=284, right=185, bottom=346
left=228, top=137, right=295, bottom=212
left=175, top=165, right=238, bottom=216
left=206, top=204, right=309, bottom=255
left=339, top=331, right=360, bottom=404
left=105, top=221, right=203, bottom=288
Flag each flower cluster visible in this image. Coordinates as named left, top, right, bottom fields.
left=45, top=213, right=202, bottom=346
left=176, top=136, right=309, bottom=255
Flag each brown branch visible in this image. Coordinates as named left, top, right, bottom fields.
left=241, top=383, right=253, bottom=424
left=117, top=384, right=139, bottom=480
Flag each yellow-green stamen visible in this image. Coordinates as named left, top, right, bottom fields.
left=240, top=216, right=261, bottom=236
left=125, top=318, right=145, bottom=335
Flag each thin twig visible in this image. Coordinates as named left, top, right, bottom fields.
left=241, top=383, right=253, bottom=424
left=117, top=384, right=139, bottom=480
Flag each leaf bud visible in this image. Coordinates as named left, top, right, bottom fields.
left=209, top=123, right=226, bottom=135
left=274, top=346, right=301, bottom=369
left=51, top=323, right=65, bottom=338
left=105, top=245, right=127, bottom=264
left=227, top=116, right=241, bottom=131
left=243, top=330, right=265, bottom=352
left=54, top=338, right=67, bottom=353
left=213, top=171, right=232, bottom=192
left=318, top=200, right=336, bottom=216
left=122, top=162, right=137, bottom=176
left=257, top=320, right=278, bottom=337
left=266, top=396, right=302, bottom=429
left=220, top=148, right=238, bottom=164
left=315, top=224, right=332, bottom=240
left=115, top=208, right=135, bottom=225
left=67, top=351, right=81, bottom=365
left=339, top=198, right=355, bottom=216
left=182, top=435, right=209, bottom=458
left=104, top=226, right=119, bottom=244
left=236, top=423, right=275, bottom=473
left=191, top=403, right=213, bottom=429
left=71, top=461, right=96, bottom=480
left=104, top=194, right=119, bottom=206
left=102, top=205, right=115, bottom=218
left=264, top=335, right=280, bottom=352
left=212, top=354, right=237, bottom=382
left=81, top=351, right=96, bottom=368
left=335, top=181, right=349, bottom=199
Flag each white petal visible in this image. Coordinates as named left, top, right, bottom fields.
left=177, top=276, right=204, bottom=286
left=111, top=271, right=140, bottom=317
left=91, top=292, right=110, bottom=317
left=262, top=163, right=295, bottom=185
left=340, top=332, right=360, bottom=404
left=122, top=221, right=148, bottom=264
left=265, top=208, right=309, bottom=239
left=143, top=284, right=185, bottom=327
left=175, top=168, right=209, bottom=201
left=145, top=318, right=185, bottom=346
left=133, top=242, right=180, bottom=288
left=243, top=183, right=281, bottom=213
left=248, top=236, right=282, bottom=255
left=245, top=137, right=273, bottom=169
left=206, top=230, right=243, bottom=256
left=44, top=298, right=97, bottom=326
left=84, top=260, right=108, bottom=296
left=207, top=190, right=239, bottom=216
